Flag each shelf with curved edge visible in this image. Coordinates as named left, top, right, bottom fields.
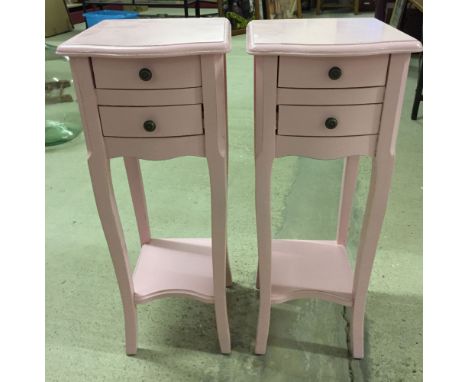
left=133, top=238, right=215, bottom=305
left=271, top=239, right=353, bottom=306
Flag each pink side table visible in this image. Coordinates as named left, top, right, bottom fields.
left=247, top=18, right=422, bottom=358
left=57, top=18, right=232, bottom=355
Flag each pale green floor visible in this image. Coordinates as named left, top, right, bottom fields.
left=46, top=11, right=422, bottom=381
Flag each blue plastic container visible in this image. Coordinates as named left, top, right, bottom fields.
left=84, top=10, right=139, bottom=28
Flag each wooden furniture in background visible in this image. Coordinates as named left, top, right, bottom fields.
left=246, top=17, right=421, bottom=358
left=316, top=0, right=359, bottom=15
left=264, top=0, right=302, bottom=19
left=57, top=18, right=232, bottom=355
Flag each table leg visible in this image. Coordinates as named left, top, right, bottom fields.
left=253, top=55, right=278, bottom=355
left=124, top=157, right=151, bottom=245
left=207, top=155, right=231, bottom=354
left=254, top=154, right=274, bottom=355
left=88, top=155, right=138, bottom=355
left=351, top=155, right=395, bottom=358
left=201, top=54, right=231, bottom=354
left=70, top=57, right=137, bottom=356
left=337, top=156, right=360, bottom=246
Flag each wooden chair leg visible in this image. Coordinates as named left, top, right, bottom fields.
left=254, top=155, right=274, bottom=355
left=354, top=0, right=359, bottom=14
left=297, top=0, right=303, bottom=18
left=411, top=55, right=423, bottom=120
left=316, top=0, right=322, bottom=14
left=351, top=156, right=395, bottom=359
left=207, top=156, right=231, bottom=354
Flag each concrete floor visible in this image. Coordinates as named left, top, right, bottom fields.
left=46, top=12, right=422, bottom=382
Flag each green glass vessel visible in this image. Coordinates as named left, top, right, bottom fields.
left=45, top=43, right=82, bottom=146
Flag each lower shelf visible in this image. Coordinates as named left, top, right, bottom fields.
left=271, top=240, right=354, bottom=306
left=132, top=238, right=214, bottom=304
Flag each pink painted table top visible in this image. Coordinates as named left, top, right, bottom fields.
left=57, top=18, right=231, bottom=58
left=247, top=18, right=422, bottom=57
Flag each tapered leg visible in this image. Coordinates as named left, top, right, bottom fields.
left=337, top=156, right=360, bottom=246
left=88, top=156, right=138, bottom=355
left=207, top=156, right=231, bottom=354
left=124, top=157, right=151, bottom=246
left=351, top=156, right=395, bottom=358
left=354, top=0, right=359, bottom=14
left=254, top=155, right=274, bottom=355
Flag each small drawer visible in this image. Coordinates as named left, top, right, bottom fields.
left=277, top=104, right=382, bottom=137
left=99, top=105, right=204, bottom=138
left=278, top=55, right=389, bottom=89
left=92, top=56, right=202, bottom=89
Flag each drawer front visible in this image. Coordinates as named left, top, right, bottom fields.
left=92, top=56, right=202, bottom=89
left=99, top=105, right=204, bottom=138
left=278, top=104, right=382, bottom=137
left=278, top=55, right=389, bottom=88
left=277, top=87, right=385, bottom=106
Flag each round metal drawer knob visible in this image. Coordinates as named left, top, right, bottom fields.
left=328, top=66, right=342, bottom=80
left=325, top=117, right=338, bottom=129
left=139, top=68, right=152, bottom=81
left=143, top=120, right=156, bottom=132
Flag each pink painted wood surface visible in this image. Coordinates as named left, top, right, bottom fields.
left=276, top=135, right=377, bottom=159
left=57, top=18, right=231, bottom=58
left=201, top=54, right=231, bottom=354
left=249, top=17, right=420, bottom=358
left=64, top=19, right=231, bottom=354
left=277, top=87, right=385, bottom=106
left=96, top=88, right=203, bottom=106
left=92, top=56, right=201, bottom=89
left=254, top=56, right=278, bottom=355
left=105, top=135, right=206, bottom=161
left=278, top=55, right=388, bottom=88
left=337, top=156, right=360, bottom=246
left=133, top=238, right=215, bottom=304
left=99, top=105, right=203, bottom=138
left=271, top=240, right=353, bottom=305
left=278, top=104, right=382, bottom=137
left=247, top=18, right=422, bottom=56
left=69, top=57, right=137, bottom=355
left=123, top=157, right=151, bottom=245
left=105, top=136, right=206, bottom=160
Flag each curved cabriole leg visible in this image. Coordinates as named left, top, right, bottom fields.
left=123, top=157, right=151, bottom=246
left=254, top=155, right=274, bottom=355
left=201, top=54, right=231, bottom=354
left=351, top=156, right=395, bottom=359
left=337, top=156, right=360, bottom=246
left=207, top=156, right=231, bottom=354
left=88, top=155, right=138, bottom=356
